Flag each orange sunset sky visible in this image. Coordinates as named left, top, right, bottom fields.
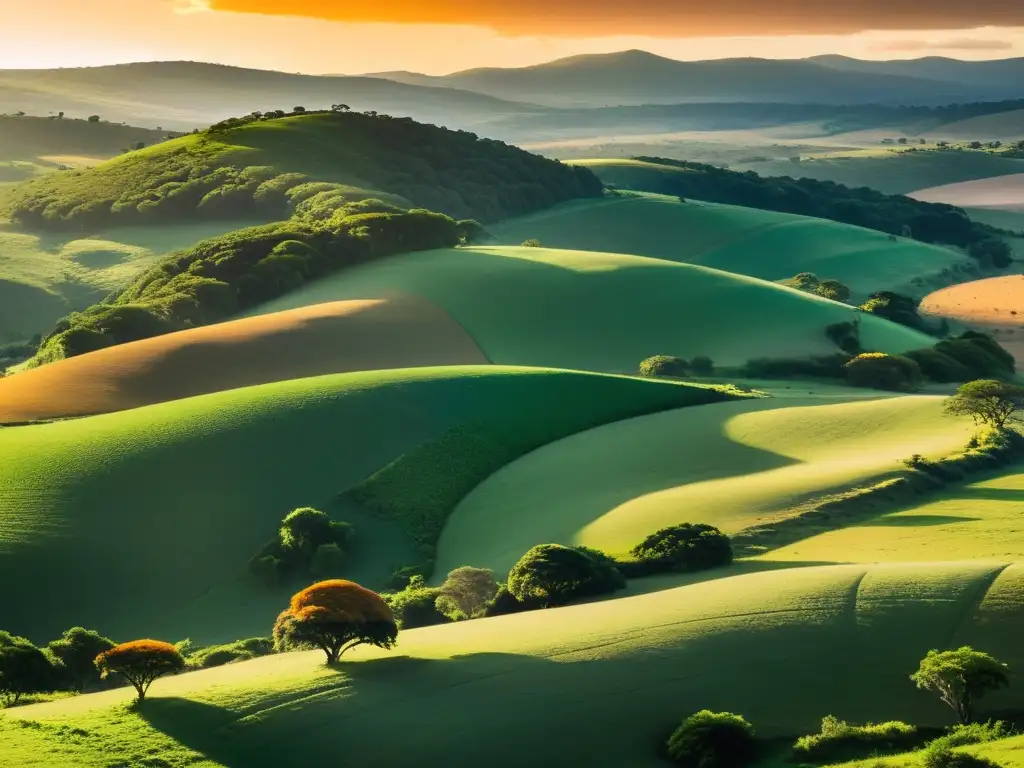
left=2, top=0, right=1023, bottom=73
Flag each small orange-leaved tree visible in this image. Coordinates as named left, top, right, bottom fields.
left=274, top=579, right=398, bottom=664
left=94, top=640, right=185, bottom=703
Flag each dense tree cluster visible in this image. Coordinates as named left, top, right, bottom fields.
left=623, top=157, right=1009, bottom=257
left=249, top=507, right=354, bottom=586
left=31, top=208, right=476, bottom=365
left=785, top=273, right=852, bottom=302
left=5, top=111, right=602, bottom=231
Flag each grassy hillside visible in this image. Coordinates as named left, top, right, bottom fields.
left=0, top=366, right=719, bottom=642
left=435, top=392, right=974, bottom=576
left=0, top=115, right=176, bottom=163
left=3, top=563, right=1024, bottom=768
left=737, top=150, right=1024, bottom=195
left=0, top=220, right=253, bottom=343
left=933, top=109, right=1024, bottom=140
left=4, top=110, right=601, bottom=231
left=760, top=468, right=1024, bottom=565
left=492, top=194, right=969, bottom=298
left=0, top=297, right=489, bottom=422
left=248, top=244, right=937, bottom=372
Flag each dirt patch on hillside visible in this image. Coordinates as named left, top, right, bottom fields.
left=0, top=295, right=488, bottom=422
left=910, top=173, right=1024, bottom=211
left=920, top=275, right=1024, bottom=366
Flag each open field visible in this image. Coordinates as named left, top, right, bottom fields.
left=2, top=563, right=1023, bottom=768
left=911, top=173, right=1024, bottom=212
left=0, top=220, right=255, bottom=342
left=247, top=244, right=936, bottom=372
left=759, top=469, right=1024, bottom=565
left=0, top=366, right=715, bottom=642
left=932, top=109, right=1024, bottom=141
left=434, top=392, right=974, bottom=576
left=736, top=151, right=1024, bottom=195
left=920, top=275, right=1024, bottom=365
left=0, top=297, right=489, bottom=422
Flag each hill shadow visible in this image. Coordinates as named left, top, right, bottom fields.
left=139, top=653, right=561, bottom=768
left=866, top=514, right=982, bottom=527
left=943, top=487, right=1024, bottom=503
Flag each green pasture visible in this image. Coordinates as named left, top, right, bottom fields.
left=248, top=244, right=935, bottom=371
left=0, top=365, right=713, bottom=643
left=759, top=469, right=1024, bottom=565
left=435, top=392, right=974, bottom=576
left=2, top=563, right=1023, bottom=768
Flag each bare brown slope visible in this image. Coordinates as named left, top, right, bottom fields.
left=910, top=173, right=1024, bottom=211
left=0, top=296, right=488, bottom=422
left=920, top=275, right=1024, bottom=366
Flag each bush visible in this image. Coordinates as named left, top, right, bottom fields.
left=629, top=523, right=732, bottom=573
left=251, top=507, right=354, bottom=585
left=969, top=239, right=1013, bottom=269
left=927, top=722, right=1013, bottom=753
left=507, top=544, right=625, bottom=607
left=844, top=353, right=922, bottom=391
left=310, top=543, right=347, bottom=579
left=793, top=716, right=920, bottom=762
left=666, top=710, right=757, bottom=768
left=521, top=239, right=542, bottom=247
left=481, top=583, right=528, bottom=617
left=187, top=637, right=274, bottom=669
left=0, top=634, right=56, bottom=705
left=923, top=747, right=1003, bottom=768
left=826, top=322, right=861, bottom=355
left=45, top=627, right=115, bottom=693
left=905, top=347, right=973, bottom=383
left=639, top=355, right=690, bottom=378
left=743, top=354, right=852, bottom=380
left=385, top=577, right=452, bottom=629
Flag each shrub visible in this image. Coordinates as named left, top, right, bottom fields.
left=507, top=544, right=625, bottom=607
left=481, top=583, right=528, bottom=617
left=905, top=348, right=973, bottom=383
left=434, top=567, right=499, bottom=621
left=310, top=543, right=347, bottom=579
left=859, top=291, right=925, bottom=330
left=844, top=353, right=922, bottom=392
left=923, top=747, right=1003, bottom=768
left=935, top=334, right=1016, bottom=379
left=94, top=640, right=185, bottom=703
left=521, top=239, right=542, bottom=247
left=826, top=321, right=862, bottom=355
left=743, top=354, right=852, bottom=380
left=793, top=716, right=920, bottom=762
left=277, top=580, right=397, bottom=664
left=639, top=355, right=690, bottom=378
left=46, top=627, right=115, bottom=692
left=969, top=239, right=1013, bottom=269
left=385, top=578, right=452, bottom=629
left=251, top=507, right=354, bottom=585
left=927, top=721, right=1013, bottom=753
left=666, top=710, right=757, bottom=768
left=690, top=357, right=715, bottom=376
left=629, top=523, right=732, bottom=573
left=248, top=554, right=281, bottom=587
left=187, top=637, right=274, bottom=669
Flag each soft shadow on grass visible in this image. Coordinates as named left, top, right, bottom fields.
left=866, top=514, right=982, bottom=527
left=943, top=487, right=1024, bottom=503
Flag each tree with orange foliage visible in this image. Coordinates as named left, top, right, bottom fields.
left=275, top=580, right=398, bottom=664
left=94, top=640, right=185, bottom=703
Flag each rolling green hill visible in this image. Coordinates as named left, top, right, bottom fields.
left=248, top=244, right=937, bottom=371
left=3, top=563, right=1024, bottom=768
left=4, top=110, right=601, bottom=231
left=0, top=115, right=176, bottom=164
left=759, top=468, right=1024, bottom=565
left=434, top=391, right=975, bottom=576
left=0, top=365, right=721, bottom=642
left=491, top=194, right=969, bottom=298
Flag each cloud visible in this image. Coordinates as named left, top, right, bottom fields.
left=206, top=0, right=1024, bottom=37
left=871, top=37, right=1015, bottom=52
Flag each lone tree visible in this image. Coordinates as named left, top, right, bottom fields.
left=910, top=646, right=1009, bottom=724
left=0, top=633, right=54, bottom=706
left=631, top=523, right=732, bottom=572
left=275, top=580, right=397, bottom=664
left=666, top=710, right=758, bottom=768
left=47, top=627, right=115, bottom=692
left=945, top=380, right=1024, bottom=430
left=434, top=566, right=499, bottom=620
left=94, top=640, right=185, bottom=703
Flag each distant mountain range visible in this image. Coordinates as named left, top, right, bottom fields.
left=0, top=61, right=537, bottom=132
left=366, top=50, right=1024, bottom=108
left=3, top=53, right=1023, bottom=139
